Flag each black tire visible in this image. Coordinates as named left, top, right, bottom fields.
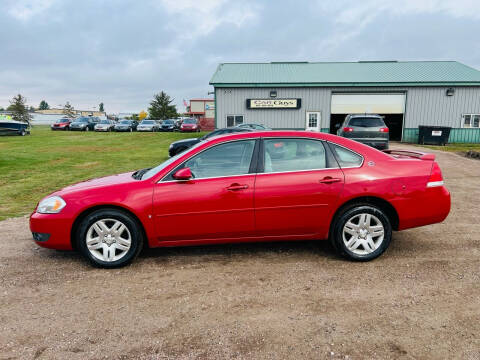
left=76, top=208, right=144, bottom=268
left=331, top=204, right=392, bottom=261
left=20, top=129, right=26, bottom=136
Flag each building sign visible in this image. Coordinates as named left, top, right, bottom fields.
left=205, top=103, right=215, bottom=110
left=246, top=98, right=301, bottom=109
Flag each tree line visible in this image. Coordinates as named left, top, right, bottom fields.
left=2, top=91, right=179, bottom=125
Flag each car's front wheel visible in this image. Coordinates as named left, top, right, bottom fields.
left=76, top=209, right=143, bottom=268
left=331, top=204, right=392, bottom=261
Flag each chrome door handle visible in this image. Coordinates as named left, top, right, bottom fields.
left=319, top=177, right=341, bottom=184
left=227, top=184, right=249, bottom=191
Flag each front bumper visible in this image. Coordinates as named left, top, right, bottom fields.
left=95, top=128, right=110, bottom=132
left=138, top=128, right=154, bottom=132
left=181, top=128, right=197, bottom=132
left=70, top=127, right=86, bottom=131
left=115, top=127, right=131, bottom=132
left=30, top=212, right=74, bottom=250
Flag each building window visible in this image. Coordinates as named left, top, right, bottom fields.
left=226, top=115, right=244, bottom=127
left=462, top=114, right=480, bottom=128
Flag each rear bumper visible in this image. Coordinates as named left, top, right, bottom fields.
left=352, top=139, right=389, bottom=149
left=396, top=186, right=451, bottom=230
left=29, top=212, right=74, bottom=250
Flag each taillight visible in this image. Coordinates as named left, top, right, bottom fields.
left=343, top=127, right=354, bottom=132
left=379, top=127, right=389, bottom=133
left=427, top=162, right=444, bottom=187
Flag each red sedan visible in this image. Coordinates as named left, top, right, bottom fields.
left=30, top=131, right=450, bottom=268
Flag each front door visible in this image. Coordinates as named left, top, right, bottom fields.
left=306, top=111, right=321, bottom=132
left=255, top=138, right=344, bottom=237
left=153, top=139, right=257, bottom=242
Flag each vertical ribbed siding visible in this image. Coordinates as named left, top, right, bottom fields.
left=215, top=86, right=480, bottom=133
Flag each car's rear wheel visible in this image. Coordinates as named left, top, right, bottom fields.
left=76, top=209, right=143, bottom=268
left=331, top=205, right=392, bottom=261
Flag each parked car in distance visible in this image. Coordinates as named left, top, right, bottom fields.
left=51, top=118, right=71, bottom=131
left=94, top=119, right=116, bottom=132
left=337, top=114, right=389, bottom=150
left=236, top=123, right=270, bottom=130
left=114, top=119, right=138, bottom=132
left=180, top=118, right=200, bottom=132
left=30, top=131, right=450, bottom=268
left=160, top=119, right=176, bottom=132
left=137, top=120, right=159, bottom=132
left=168, top=127, right=253, bottom=156
left=70, top=117, right=100, bottom=131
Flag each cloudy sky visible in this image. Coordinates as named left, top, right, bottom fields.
left=1, top=0, right=480, bottom=113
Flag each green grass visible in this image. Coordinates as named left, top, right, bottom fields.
left=0, top=126, right=205, bottom=220
left=419, top=143, right=480, bottom=152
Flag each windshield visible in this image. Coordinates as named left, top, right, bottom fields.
left=141, top=141, right=205, bottom=180
left=183, top=119, right=196, bottom=124
left=75, top=118, right=89, bottom=123
left=56, top=119, right=69, bottom=123
left=141, top=120, right=154, bottom=124
left=99, top=120, right=109, bottom=124
left=120, top=120, right=131, bottom=124
left=348, top=117, right=385, bottom=127
left=163, top=120, right=174, bottom=124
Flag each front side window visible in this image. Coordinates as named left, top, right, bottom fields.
left=183, top=140, right=255, bottom=179
left=263, top=138, right=327, bottom=173
left=330, top=143, right=363, bottom=167
left=227, top=115, right=244, bottom=127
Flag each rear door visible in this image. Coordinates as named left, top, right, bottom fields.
left=254, top=138, right=344, bottom=238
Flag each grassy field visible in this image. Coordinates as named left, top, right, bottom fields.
left=0, top=126, right=204, bottom=220
left=420, top=143, right=480, bottom=152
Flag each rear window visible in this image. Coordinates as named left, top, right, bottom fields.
left=330, top=144, right=363, bottom=167
left=348, top=117, right=385, bottom=127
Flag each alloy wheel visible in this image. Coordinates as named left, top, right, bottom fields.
left=342, top=213, right=384, bottom=255
left=85, top=218, right=131, bottom=262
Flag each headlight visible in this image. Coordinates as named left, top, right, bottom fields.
left=37, top=196, right=66, bottom=214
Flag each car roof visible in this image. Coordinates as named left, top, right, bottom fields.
left=347, top=114, right=382, bottom=118
left=203, top=130, right=392, bottom=159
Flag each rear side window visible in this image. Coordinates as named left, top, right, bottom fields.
left=330, top=144, right=363, bottom=167
left=348, top=117, right=385, bottom=127
left=263, top=138, right=327, bottom=173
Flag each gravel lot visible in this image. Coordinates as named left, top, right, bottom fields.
left=0, top=144, right=479, bottom=360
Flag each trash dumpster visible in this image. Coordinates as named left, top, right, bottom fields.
left=418, top=126, right=451, bottom=146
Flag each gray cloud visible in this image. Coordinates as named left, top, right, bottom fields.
left=1, top=0, right=479, bottom=113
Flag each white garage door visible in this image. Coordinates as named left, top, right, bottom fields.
left=331, top=94, right=405, bottom=114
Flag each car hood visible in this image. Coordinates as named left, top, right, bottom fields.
left=55, top=171, right=136, bottom=195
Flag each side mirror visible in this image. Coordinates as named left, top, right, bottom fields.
left=173, top=167, right=192, bottom=180
left=335, top=123, right=341, bottom=129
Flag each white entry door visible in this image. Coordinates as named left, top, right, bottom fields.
left=305, top=112, right=321, bottom=132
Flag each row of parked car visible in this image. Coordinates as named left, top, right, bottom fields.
left=51, top=117, right=202, bottom=133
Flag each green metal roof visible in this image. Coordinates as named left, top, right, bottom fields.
left=210, top=61, right=480, bottom=87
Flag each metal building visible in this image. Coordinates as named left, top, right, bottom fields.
left=210, top=61, right=480, bottom=142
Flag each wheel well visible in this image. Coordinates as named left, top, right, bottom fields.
left=330, top=196, right=399, bottom=235
left=70, top=205, right=149, bottom=251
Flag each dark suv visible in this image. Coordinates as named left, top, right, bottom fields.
left=337, top=114, right=389, bottom=150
